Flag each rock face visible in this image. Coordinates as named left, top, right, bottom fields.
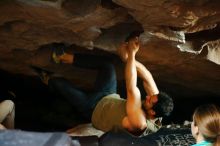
left=0, top=0, right=220, bottom=98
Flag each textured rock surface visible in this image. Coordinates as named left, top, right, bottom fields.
left=0, top=0, right=220, bottom=98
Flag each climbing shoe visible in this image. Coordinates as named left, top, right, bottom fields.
left=51, top=47, right=66, bottom=64
left=30, top=65, right=54, bottom=84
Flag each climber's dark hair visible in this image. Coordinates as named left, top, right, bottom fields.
left=153, top=91, right=174, bottom=117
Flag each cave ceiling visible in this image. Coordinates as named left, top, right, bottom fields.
left=0, top=0, right=220, bottom=97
